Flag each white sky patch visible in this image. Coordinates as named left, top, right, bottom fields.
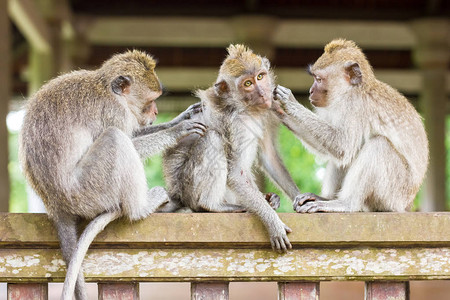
left=7, top=110, right=25, bottom=133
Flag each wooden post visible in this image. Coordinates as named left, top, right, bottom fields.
left=0, top=0, right=11, bottom=212
left=7, top=283, right=48, bottom=300
left=98, top=282, right=139, bottom=300
left=365, top=282, right=410, bottom=300
left=191, top=282, right=229, bottom=300
left=278, top=282, right=320, bottom=300
left=412, top=18, right=450, bottom=211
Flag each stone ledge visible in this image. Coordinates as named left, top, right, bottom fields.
left=1, top=212, right=449, bottom=248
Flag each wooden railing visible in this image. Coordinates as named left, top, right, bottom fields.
left=1, top=212, right=449, bottom=299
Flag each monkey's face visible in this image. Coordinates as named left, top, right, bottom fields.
left=140, top=70, right=163, bottom=125
left=112, top=74, right=162, bottom=127
left=238, top=69, right=273, bottom=110
left=307, top=67, right=328, bottom=108
left=133, top=87, right=162, bottom=126
left=141, top=93, right=161, bottom=125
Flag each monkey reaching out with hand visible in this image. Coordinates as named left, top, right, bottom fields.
left=19, top=50, right=205, bottom=300
left=274, top=39, right=429, bottom=213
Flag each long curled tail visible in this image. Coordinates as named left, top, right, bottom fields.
left=61, top=211, right=121, bottom=300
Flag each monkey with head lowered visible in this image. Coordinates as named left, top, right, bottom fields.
left=274, top=39, right=429, bottom=213
left=19, top=50, right=206, bottom=300
left=163, top=44, right=301, bottom=252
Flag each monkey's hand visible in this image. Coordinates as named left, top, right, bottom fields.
left=172, top=102, right=203, bottom=124
left=269, top=220, right=292, bottom=253
left=175, top=119, right=207, bottom=140
left=265, top=192, right=281, bottom=210
left=273, top=85, right=300, bottom=116
left=293, top=193, right=327, bottom=213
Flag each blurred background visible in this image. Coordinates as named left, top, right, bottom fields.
left=0, top=0, right=449, bottom=299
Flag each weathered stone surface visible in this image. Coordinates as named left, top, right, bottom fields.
left=0, top=247, right=448, bottom=282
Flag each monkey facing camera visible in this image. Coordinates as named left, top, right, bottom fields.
left=274, top=39, right=429, bottom=213
left=163, top=44, right=302, bottom=252
left=19, top=50, right=206, bottom=300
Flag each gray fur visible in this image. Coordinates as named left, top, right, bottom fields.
left=163, top=53, right=301, bottom=252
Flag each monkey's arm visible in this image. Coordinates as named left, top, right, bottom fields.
left=258, top=134, right=300, bottom=202
left=227, top=165, right=292, bottom=252
left=274, top=86, right=359, bottom=165
left=133, top=120, right=206, bottom=160
left=134, top=102, right=202, bottom=136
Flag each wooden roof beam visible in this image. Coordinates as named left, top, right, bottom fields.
left=81, top=16, right=416, bottom=50
left=8, top=0, right=51, bottom=53
left=155, top=68, right=449, bottom=95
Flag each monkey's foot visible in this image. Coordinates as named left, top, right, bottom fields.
left=265, top=192, right=280, bottom=210
left=296, top=198, right=349, bottom=213
left=296, top=200, right=326, bottom=213
left=146, top=186, right=170, bottom=214
left=293, top=193, right=321, bottom=210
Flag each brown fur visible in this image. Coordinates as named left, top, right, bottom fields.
left=312, top=38, right=374, bottom=81
left=19, top=50, right=205, bottom=300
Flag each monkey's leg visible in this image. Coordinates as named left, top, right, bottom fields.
left=53, top=214, right=88, bottom=300
left=195, top=176, right=246, bottom=212
left=321, top=162, right=346, bottom=199
left=197, top=188, right=246, bottom=212
left=298, top=136, right=409, bottom=213
left=335, top=136, right=410, bottom=212
left=73, top=127, right=165, bottom=220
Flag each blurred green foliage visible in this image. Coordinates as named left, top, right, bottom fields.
left=8, top=131, right=27, bottom=212
left=265, top=125, right=323, bottom=212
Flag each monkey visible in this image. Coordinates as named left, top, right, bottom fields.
left=273, top=38, right=429, bottom=213
left=162, top=44, right=302, bottom=252
left=19, top=50, right=206, bottom=300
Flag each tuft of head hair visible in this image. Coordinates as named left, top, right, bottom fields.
left=324, top=39, right=361, bottom=54
left=98, top=49, right=161, bottom=91
left=99, top=50, right=157, bottom=77
left=219, top=44, right=263, bottom=78
left=312, top=39, right=374, bottom=78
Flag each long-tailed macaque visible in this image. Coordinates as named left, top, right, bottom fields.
left=163, top=44, right=301, bottom=252
left=274, top=39, right=429, bottom=213
left=19, top=50, right=206, bottom=300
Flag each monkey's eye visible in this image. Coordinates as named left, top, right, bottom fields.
left=257, top=73, right=264, bottom=80
left=315, top=76, right=322, bottom=83
left=244, top=80, right=252, bottom=87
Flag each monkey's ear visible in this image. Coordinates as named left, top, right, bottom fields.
left=111, top=75, right=132, bottom=95
left=214, top=80, right=229, bottom=97
left=344, top=62, right=362, bottom=85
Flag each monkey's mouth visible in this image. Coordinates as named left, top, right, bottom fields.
left=309, top=97, right=319, bottom=107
